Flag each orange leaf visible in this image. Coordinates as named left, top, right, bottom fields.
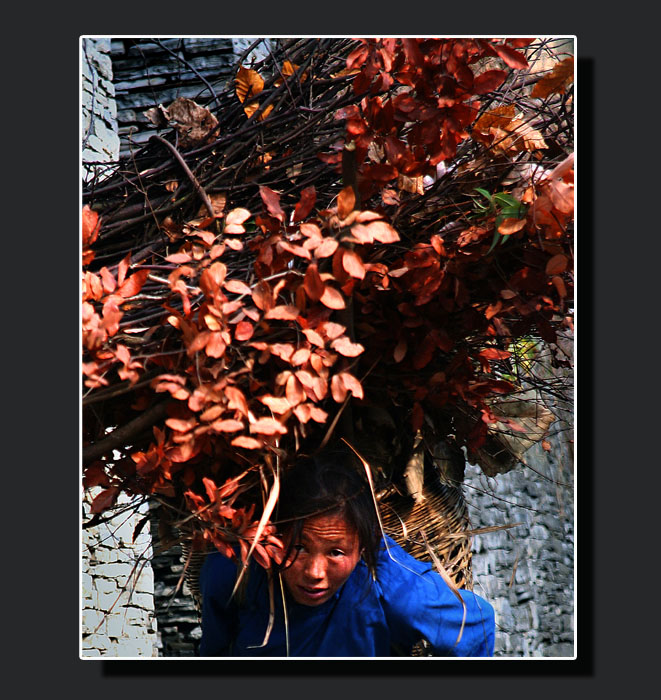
left=235, top=66, right=264, bottom=103
left=497, top=218, right=527, bottom=235
left=531, top=57, right=574, bottom=100
left=337, top=186, right=356, bottom=220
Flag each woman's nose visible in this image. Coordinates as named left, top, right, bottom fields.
left=304, top=555, right=326, bottom=580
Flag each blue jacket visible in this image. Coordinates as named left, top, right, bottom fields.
left=199, top=535, right=495, bottom=657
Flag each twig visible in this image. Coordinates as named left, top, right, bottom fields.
left=151, top=134, right=216, bottom=218
left=82, top=400, right=169, bottom=465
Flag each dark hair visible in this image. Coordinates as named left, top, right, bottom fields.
left=275, top=444, right=381, bottom=577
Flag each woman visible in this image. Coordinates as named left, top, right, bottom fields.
left=199, top=446, right=495, bottom=657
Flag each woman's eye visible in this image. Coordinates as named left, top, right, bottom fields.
left=330, top=549, right=344, bottom=557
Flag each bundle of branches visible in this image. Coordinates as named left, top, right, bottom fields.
left=82, top=37, right=574, bottom=569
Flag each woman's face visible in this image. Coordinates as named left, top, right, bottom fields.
left=281, top=512, right=361, bottom=606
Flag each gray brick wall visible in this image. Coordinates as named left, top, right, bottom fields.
left=81, top=36, right=158, bottom=658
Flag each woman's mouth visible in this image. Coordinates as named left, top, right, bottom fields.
left=298, top=586, right=329, bottom=601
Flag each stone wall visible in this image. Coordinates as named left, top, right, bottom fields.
left=81, top=38, right=120, bottom=182
left=81, top=492, right=159, bottom=657
left=464, top=336, right=574, bottom=657
left=109, top=37, right=271, bottom=158
left=81, top=37, right=159, bottom=658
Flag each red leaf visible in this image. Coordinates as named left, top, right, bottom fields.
left=293, top=186, right=317, bottom=223
left=82, top=205, right=100, bottom=247
left=302, top=328, right=325, bottom=347
left=90, top=486, right=120, bottom=514
left=205, top=331, right=227, bottom=358
left=211, top=419, right=244, bottom=433
left=250, top=417, right=288, bottom=435
left=367, top=219, right=400, bottom=243
left=411, top=402, right=424, bottom=432
left=478, top=348, right=512, bottom=360
left=314, top=238, right=339, bottom=259
left=259, top=185, right=285, bottom=222
left=546, top=253, right=568, bottom=276
left=224, top=279, right=252, bottom=296
left=165, top=251, right=193, bottom=264
left=338, top=371, right=363, bottom=399
left=231, top=436, right=263, bottom=449
left=118, top=269, right=150, bottom=298
left=493, top=43, right=528, bottom=70
left=320, top=321, right=345, bottom=340
left=286, top=374, right=306, bottom=404
left=203, top=477, right=217, bottom=502
left=234, top=320, right=254, bottom=341
left=99, top=267, right=117, bottom=294
left=304, top=263, right=326, bottom=302
left=393, top=337, right=407, bottom=363
left=330, top=374, right=347, bottom=402
left=166, top=416, right=197, bottom=432
left=252, top=280, right=274, bottom=311
left=320, top=285, right=346, bottom=310
left=341, top=249, right=366, bottom=279
left=117, top=253, right=131, bottom=288
left=200, top=405, right=224, bottom=422
left=259, top=395, right=292, bottom=414
left=225, top=386, right=249, bottom=416
left=473, top=69, right=508, bottom=94
left=225, top=207, right=251, bottom=226
left=264, top=305, right=300, bottom=321
left=330, top=336, right=365, bottom=357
